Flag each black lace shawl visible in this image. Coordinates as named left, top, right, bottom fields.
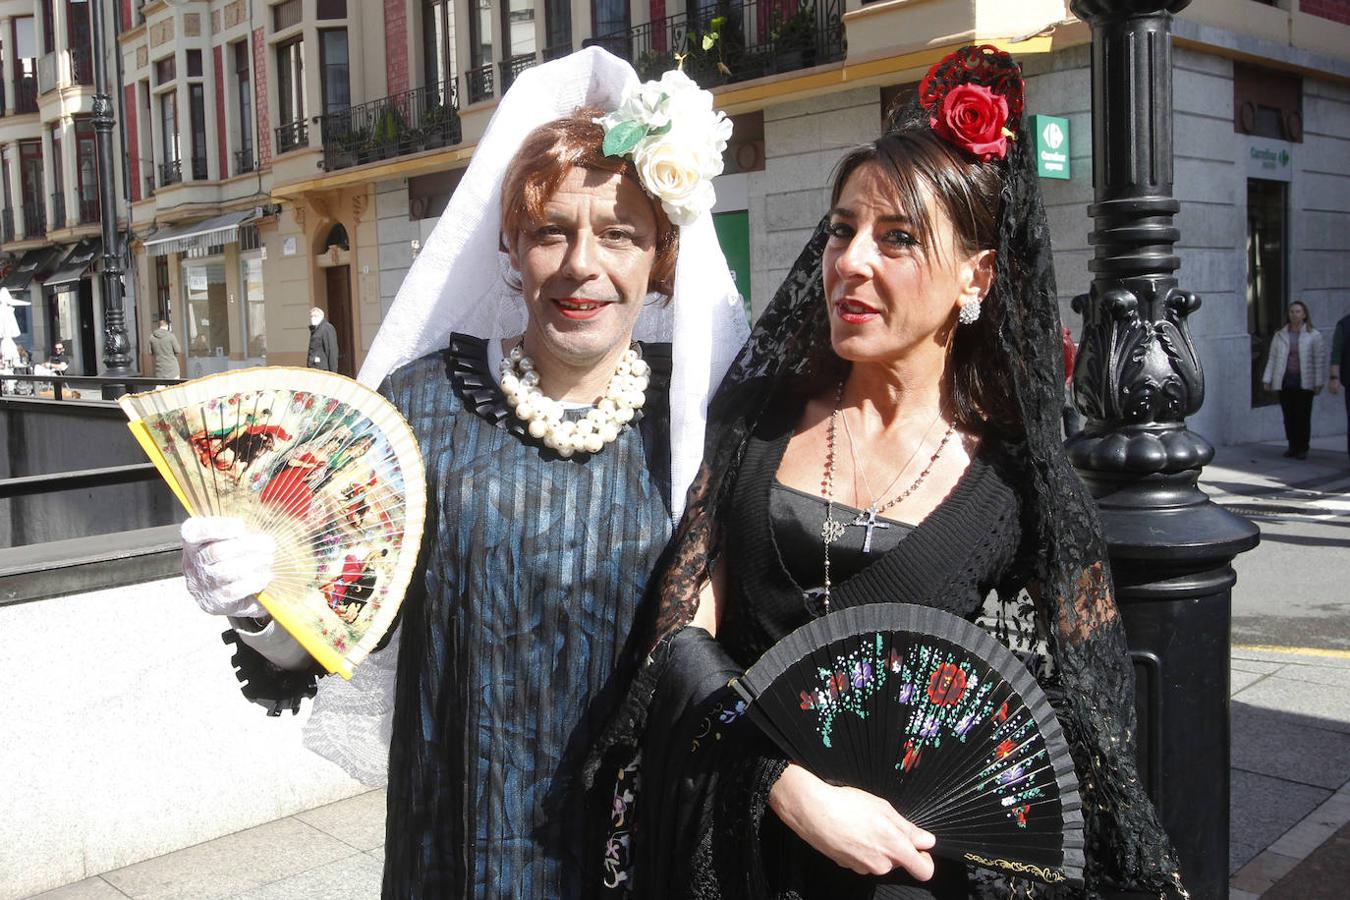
left=592, top=105, right=1187, bottom=899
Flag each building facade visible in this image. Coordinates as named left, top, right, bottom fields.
left=0, top=0, right=134, bottom=377
left=97, top=0, right=1350, bottom=447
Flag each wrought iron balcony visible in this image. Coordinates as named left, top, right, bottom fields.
left=78, top=191, right=99, bottom=224
left=588, top=0, right=845, bottom=88
left=191, top=155, right=208, bottom=180
left=465, top=64, right=493, bottom=104
left=51, top=192, right=66, bottom=230
left=542, top=43, right=573, bottom=62
left=319, top=80, right=462, bottom=173
left=1, top=208, right=14, bottom=244
left=21, top=201, right=46, bottom=239
left=499, top=53, right=538, bottom=93
left=15, top=75, right=37, bottom=114
left=70, top=45, right=93, bottom=86
left=234, top=149, right=256, bottom=176
left=276, top=119, right=308, bottom=154
left=159, top=159, right=182, bottom=187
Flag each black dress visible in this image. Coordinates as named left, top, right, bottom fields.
left=618, top=392, right=1030, bottom=900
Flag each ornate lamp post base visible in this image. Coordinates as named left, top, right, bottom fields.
left=1068, top=1, right=1260, bottom=895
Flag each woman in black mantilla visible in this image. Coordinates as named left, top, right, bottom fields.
left=593, top=47, right=1187, bottom=899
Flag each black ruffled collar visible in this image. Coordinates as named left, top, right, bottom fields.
left=443, top=332, right=674, bottom=449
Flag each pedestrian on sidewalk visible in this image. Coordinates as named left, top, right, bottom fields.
left=148, top=317, right=181, bottom=380
left=1262, top=300, right=1327, bottom=459
left=1330, top=309, right=1350, bottom=461
left=307, top=306, right=338, bottom=372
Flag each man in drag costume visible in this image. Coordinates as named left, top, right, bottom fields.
left=177, top=48, right=747, bottom=898
left=588, top=47, right=1188, bottom=900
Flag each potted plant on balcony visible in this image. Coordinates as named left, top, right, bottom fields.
left=637, top=48, right=678, bottom=82
left=771, top=2, right=817, bottom=74
left=371, top=106, right=407, bottom=160
left=420, top=103, right=453, bottom=150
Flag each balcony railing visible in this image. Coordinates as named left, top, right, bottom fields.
left=1, top=208, right=13, bottom=243
left=234, top=149, right=256, bottom=175
left=276, top=119, right=308, bottom=154
left=318, top=80, right=462, bottom=173
left=51, top=192, right=66, bottom=230
left=21, top=201, right=46, bottom=239
left=144, top=174, right=155, bottom=198
left=542, top=43, right=573, bottom=62
left=588, top=0, right=845, bottom=88
left=15, top=75, right=37, bottom=114
left=159, top=159, right=182, bottom=187
left=191, top=156, right=208, bottom=180
left=499, top=53, right=538, bottom=93
left=70, top=45, right=93, bottom=86
left=78, top=192, right=99, bottom=224
left=465, top=64, right=493, bottom=104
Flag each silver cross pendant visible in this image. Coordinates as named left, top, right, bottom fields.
left=850, top=505, right=891, bottom=553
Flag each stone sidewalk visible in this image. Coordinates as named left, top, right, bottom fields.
left=26, top=437, right=1350, bottom=899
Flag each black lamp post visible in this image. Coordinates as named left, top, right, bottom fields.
left=1066, top=2, right=1259, bottom=897
left=91, top=0, right=133, bottom=393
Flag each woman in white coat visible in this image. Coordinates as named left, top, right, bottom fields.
left=1262, top=300, right=1328, bottom=459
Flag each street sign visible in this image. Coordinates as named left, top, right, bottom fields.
left=1031, top=114, right=1071, bottom=180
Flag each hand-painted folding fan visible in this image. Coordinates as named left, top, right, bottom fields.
left=731, top=602, right=1085, bottom=887
left=119, top=367, right=426, bottom=680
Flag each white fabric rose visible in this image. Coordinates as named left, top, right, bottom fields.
left=635, top=138, right=716, bottom=225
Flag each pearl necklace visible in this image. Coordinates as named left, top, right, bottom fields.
left=499, top=342, right=649, bottom=458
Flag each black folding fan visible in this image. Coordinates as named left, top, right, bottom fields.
left=731, top=602, right=1085, bottom=887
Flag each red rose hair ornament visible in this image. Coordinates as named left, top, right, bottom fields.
left=919, top=44, right=1025, bottom=161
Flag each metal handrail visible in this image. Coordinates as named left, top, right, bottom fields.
left=234, top=149, right=256, bottom=175
left=159, top=158, right=182, bottom=186
left=499, top=52, right=537, bottom=92
left=276, top=119, right=308, bottom=153
left=20, top=201, right=45, bottom=238
left=78, top=192, right=99, bottom=224
left=1, top=208, right=14, bottom=243
left=465, top=64, right=493, bottom=104
left=1, top=371, right=183, bottom=402
left=588, top=0, right=846, bottom=87
left=0, top=463, right=160, bottom=500
left=15, top=74, right=38, bottom=113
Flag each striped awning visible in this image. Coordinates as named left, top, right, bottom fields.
left=143, top=209, right=257, bottom=257
left=45, top=238, right=103, bottom=289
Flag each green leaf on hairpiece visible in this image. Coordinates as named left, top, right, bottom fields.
left=603, top=120, right=648, bottom=157
left=649, top=122, right=672, bottom=137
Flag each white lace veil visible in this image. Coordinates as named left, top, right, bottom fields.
left=308, top=47, right=748, bottom=785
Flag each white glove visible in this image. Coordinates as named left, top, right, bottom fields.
left=181, top=516, right=275, bottom=619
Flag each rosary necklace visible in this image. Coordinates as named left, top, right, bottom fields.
left=820, top=381, right=957, bottom=609
left=499, top=341, right=649, bottom=458
left=839, top=403, right=954, bottom=552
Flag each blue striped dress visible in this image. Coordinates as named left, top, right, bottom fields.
left=379, top=335, right=673, bottom=899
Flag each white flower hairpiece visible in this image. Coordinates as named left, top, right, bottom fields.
left=595, top=69, right=733, bottom=227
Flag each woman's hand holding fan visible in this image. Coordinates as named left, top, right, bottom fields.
left=769, top=762, right=937, bottom=880
left=181, top=516, right=275, bottom=619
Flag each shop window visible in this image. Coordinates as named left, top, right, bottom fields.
left=1247, top=179, right=1288, bottom=407
left=182, top=256, right=229, bottom=361
left=154, top=255, right=171, bottom=321
left=241, top=254, right=266, bottom=359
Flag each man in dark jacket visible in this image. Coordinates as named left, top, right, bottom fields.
left=1330, top=310, right=1350, bottom=460
left=308, top=307, right=338, bottom=372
